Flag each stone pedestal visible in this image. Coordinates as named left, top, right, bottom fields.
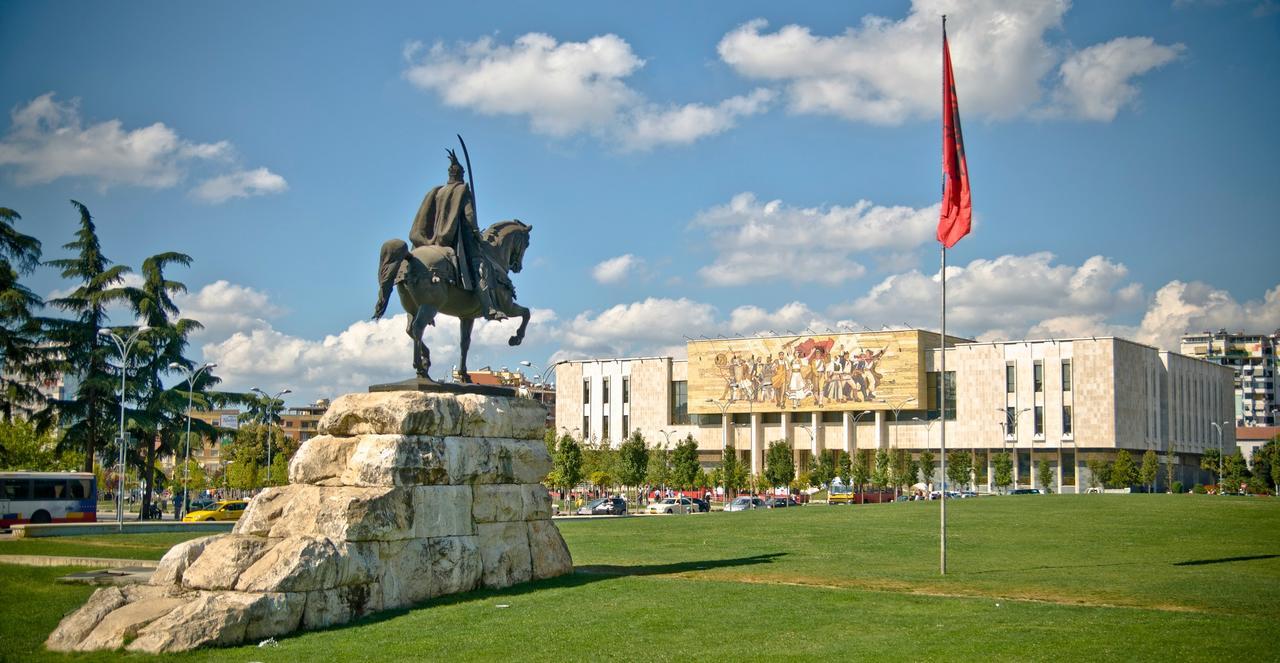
left=46, top=391, right=572, bottom=654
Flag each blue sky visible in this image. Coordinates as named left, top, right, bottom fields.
left=1, top=0, right=1277, bottom=406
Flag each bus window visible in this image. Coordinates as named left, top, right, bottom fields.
left=34, top=479, right=67, bottom=500
left=70, top=479, right=93, bottom=500
left=2, top=479, right=31, bottom=501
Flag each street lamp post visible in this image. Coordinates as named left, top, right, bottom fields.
left=998, top=407, right=1031, bottom=489
left=250, top=387, right=291, bottom=487
left=888, top=398, right=916, bottom=499
left=169, top=361, right=216, bottom=518
left=911, top=416, right=938, bottom=491
left=518, top=360, right=566, bottom=407
left=98, top=326, right=150, bottom=527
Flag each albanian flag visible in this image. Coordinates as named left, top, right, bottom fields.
left=938, top=26, right=972, bottom=249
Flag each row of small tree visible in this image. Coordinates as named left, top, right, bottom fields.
left=0, top=202, right=294, bottom=516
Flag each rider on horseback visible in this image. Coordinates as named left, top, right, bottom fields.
left=375, top=150, right=505, bottom=321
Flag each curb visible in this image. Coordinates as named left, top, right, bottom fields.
left=0, top=554, right=160, bottom=569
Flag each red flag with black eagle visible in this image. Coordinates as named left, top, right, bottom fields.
left=938, top=26, right=971, bottom=248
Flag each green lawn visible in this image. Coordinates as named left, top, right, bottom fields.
left=0, top=532, right=207, bottom=560
left=2, top=495, right=1277, bottom=662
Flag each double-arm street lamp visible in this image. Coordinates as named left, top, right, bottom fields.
left=98, top=326, right=150, bottom=527
left=169, top=361, right=216, bottom=516
left=1209, top=420, right=1232, bottom=494
left=250, top=387, right=291, bottom=487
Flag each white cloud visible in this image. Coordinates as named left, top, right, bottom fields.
left=592, top=254, right=644, bottom=284
left=404, top=33, right=772, bottom=149
left=692, top=192, right=937, bottom=286
left=1132, top=282, right=1280, bottom=350
left=618, top=88, right=775, bottom=151
left=717, top=1, right=1183, bottom=123
left=201, top=305, right=558, bottom=401
left=1047, top=37, right=1184, bottom=121
left=840, top=252, right=1145, bottom=338
left=558, top=298, right=719, bottom=357
left=727, top=302, right=832, bottom=337
left=0, top=93, right=286, bottom=201
left=191, top=167, right=289, bottom=203
left=176, top=280, right=280, bottom=340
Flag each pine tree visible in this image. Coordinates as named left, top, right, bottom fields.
left=0, top=207, right=54, bottom=423
left=42, top=201, right=134, bottom=473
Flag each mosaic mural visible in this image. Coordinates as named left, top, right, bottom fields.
left=687, top=330, right=933, bottom=414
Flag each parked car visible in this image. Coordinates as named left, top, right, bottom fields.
left=1008, top=488, right=1042, bottom=495
left=644, top=497, right=694, bottom=514
left=767, top=496, right=799, bottom=508
left=182, top=499, right=249, bottom=522
left=687, top=497, right=710, bottom=513
left=577, top=497, right=627, bottom=516
left=725, top=497, right=768, bottom=512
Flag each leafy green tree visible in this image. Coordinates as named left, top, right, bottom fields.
left=671, top=435, right=700, bottom=493
left=1086, top=459, right=1111, bottom=490
left=1270, top=440, right=1280, bottom=496
left=1036, top=459, right=1053, bottom=494
left=1247, top=442, right=1274, bottom=495
left=43, top=201, right=134, bottom=473
left=836, top=450, right=852, bottom=487
left=811, top=450, right=836, bottom=488
left=1220, top=452, right=1247, bottom=495
left=1200, top=448, right=1222, bottom=488
left=617, top=431, right=648, bottom=509
left=993, top=452, right=1013, bottom=493
left=872, top=449, right=890, bottom=490
left=0, top=418, right=81, bottom=470
left=1139, top=449, right=1159, bottom=493
left=645, top=443, right=671, bottom=493
left=853, top=449, right=872, bottom=491
left=946, top=450, right=971, bottom=490
left=0, top=206, right=57, bottom=423
left=918, top=450, right=935, bottom=488
left=1111, top=450, right=1138, bottom=488
left=906, top=458, right=920, bottom=489
left=720, top=447, right=744, bottom=498
left=890, top=448, right=909, bottom=497
left=554, top=434, right=584, bottom=509
left=764, top=440, right=794, bottom=491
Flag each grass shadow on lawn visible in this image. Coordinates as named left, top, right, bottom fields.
left=296, top=552, right=788, bottom=638
left=1173, top=554, right=1279, bottom=567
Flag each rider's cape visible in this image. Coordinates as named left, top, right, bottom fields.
left=409, top=181, right=477, bottom=291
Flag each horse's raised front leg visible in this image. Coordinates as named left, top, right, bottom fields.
left=508, top=304, right=530, bottom=346
left=457, top=317, right=475, bottom=382
left=411, top=304, right=436, bottom=379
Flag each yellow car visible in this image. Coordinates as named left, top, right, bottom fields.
left=182, top=500, right=248, bottom=522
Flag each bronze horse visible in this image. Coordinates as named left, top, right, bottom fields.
left=373, top=220, right=532, bottom=382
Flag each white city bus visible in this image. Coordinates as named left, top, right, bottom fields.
left=0, top=471, right=98, bottom=528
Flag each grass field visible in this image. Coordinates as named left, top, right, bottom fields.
left=0, top=532, right=204, bottom=560
left=1, top=495, right=1277, bottom=662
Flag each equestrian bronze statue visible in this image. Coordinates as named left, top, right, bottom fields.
left=373, top=140, right=532, bottom=384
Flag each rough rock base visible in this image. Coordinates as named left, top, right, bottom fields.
left=47, top=391, right=571, bottom=654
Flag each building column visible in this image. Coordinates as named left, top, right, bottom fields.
left=874, top=410, right=886, bottom=449
left=811, top=411, right=821, bottom=456
left=750, top=413, right=762, bottom=476
left=986, top=452, right=995, bottom=493
left=842, top=412, right=854, bottom=455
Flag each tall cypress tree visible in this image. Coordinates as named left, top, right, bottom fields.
left=43, top=201, right=133, bottom=473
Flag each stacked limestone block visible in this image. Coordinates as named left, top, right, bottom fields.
left=46, top=391, right=573, bottom=654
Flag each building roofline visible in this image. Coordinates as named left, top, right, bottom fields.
left=559, top=356, right=674, bottom=365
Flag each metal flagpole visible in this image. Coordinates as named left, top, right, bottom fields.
left=938, top=14, right=949, bottom=577
left=940, top=246, right=948, bottom=575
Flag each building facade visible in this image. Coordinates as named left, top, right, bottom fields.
left=1181, top=330, right=1278, bottom=426
left=556, top=332, right=1235, bottom=493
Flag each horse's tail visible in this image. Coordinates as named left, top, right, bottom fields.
left=373, top=239, right=409, bottom=319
